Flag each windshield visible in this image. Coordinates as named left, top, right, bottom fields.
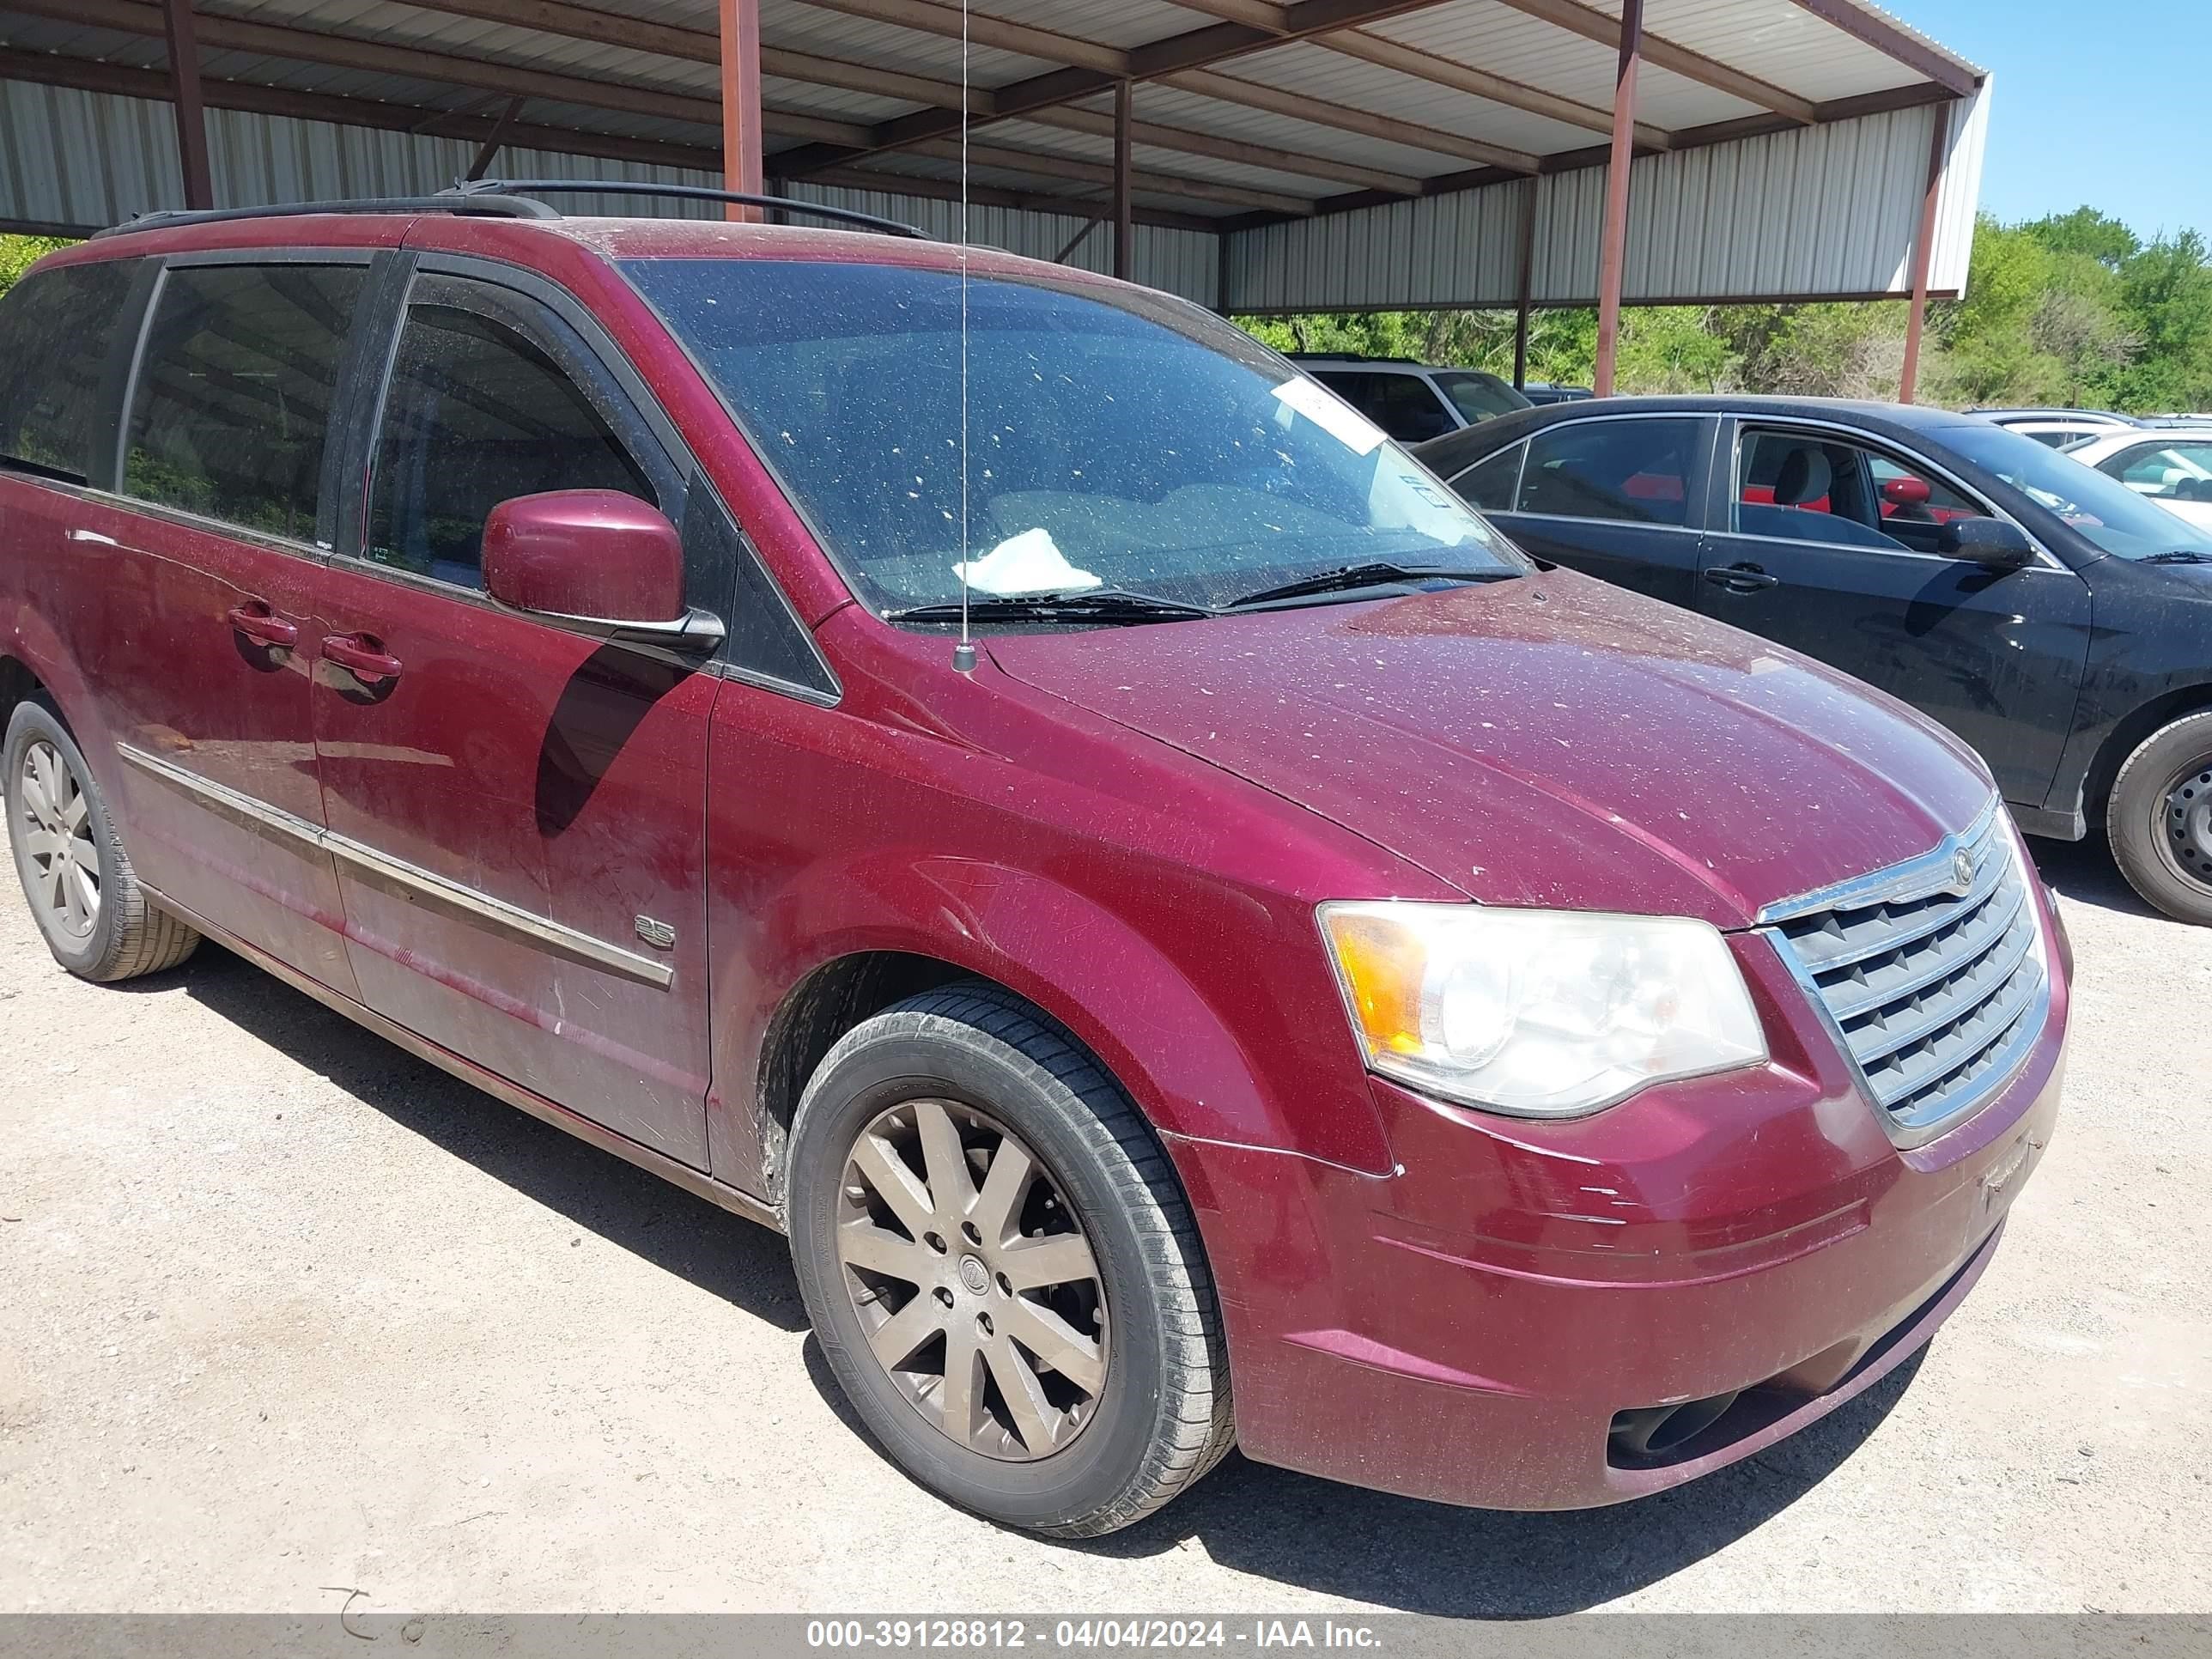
left=1432, top=370, right=1530, bottom=423
left=623, top=258, right=1522, bottom=614
left=1944, top=422, right=2212, bottom=560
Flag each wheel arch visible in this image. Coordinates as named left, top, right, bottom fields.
left=717, top=855, right=1395, bottom=1203
left=2079, top=684, right=2212, bottom=830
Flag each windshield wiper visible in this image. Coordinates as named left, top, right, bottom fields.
left=885, top=589, right=1215, bottom=625
left=1225, top=562, right=1518, bottom=609
left=2142, top=550, right=2212, bottom=565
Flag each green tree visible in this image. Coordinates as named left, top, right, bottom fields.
left=0, top=234, right=72, bottom=299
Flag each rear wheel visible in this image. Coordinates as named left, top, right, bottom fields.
left=785, top=982, right=1233, bottom=1536
left=2110, top=710, right=2212, bottom=927
left=4, top=697, right=199, bottom=980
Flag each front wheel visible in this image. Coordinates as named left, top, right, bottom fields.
left=785, top=982, right=1234, bottom=1537
left=2110, top=710, right=2212, bottom=927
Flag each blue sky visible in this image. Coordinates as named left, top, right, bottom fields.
left=1907, top=0, right=2209, bottom=243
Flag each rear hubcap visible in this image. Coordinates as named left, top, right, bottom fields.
left=2163, top=762, right=2212, bottom=888
left=835, top=1098, right=1108, bottom=1462
left=15, top=739, right=99, bottom=939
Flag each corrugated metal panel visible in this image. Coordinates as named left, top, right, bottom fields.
left=1630, top=0, right=1984, bottom=101
left=1225, top=97, right=1984, bottom=310
left=784, top=179, right=1220, bottom=303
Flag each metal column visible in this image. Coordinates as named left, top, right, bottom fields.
left=1592, top=0, right=1644, bottom=398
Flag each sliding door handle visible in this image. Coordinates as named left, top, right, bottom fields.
left=225, top=600, right=298, bottom=650
left=320, top=633, right=404, bottom=684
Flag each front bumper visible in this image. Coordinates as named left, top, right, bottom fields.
left=1168, top=922, right=2068, bottom=1510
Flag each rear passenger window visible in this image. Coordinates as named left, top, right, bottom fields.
left=1451, top=442, right=1523, bottom=512
left=1517, top=419, right=1699, bottom=526
left=367, top=301, right=653, bottom=588
left=0, top=260, right=136, bottom=483
left=124, top=264, right=364, bottom=540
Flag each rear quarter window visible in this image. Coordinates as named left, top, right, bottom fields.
left=0, top=260, right=137, bottom=483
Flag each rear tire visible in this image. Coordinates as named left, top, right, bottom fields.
left=4, top=697, right=200, bottom=981
left=785, top=981, right=1233, bottom=1537
left=2110, top=710, right=2212, bottom=927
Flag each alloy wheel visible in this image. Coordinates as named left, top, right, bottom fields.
left=15, top=739, right=99, bottom=939
left=2162, top=759, right=2212, bottom=891
left=835, top=1098, right=1108, bottom=1462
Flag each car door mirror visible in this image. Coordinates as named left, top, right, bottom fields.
left=1937, top=514, right=2035, bottom=572
left=483, top=489, right=725, bottom=656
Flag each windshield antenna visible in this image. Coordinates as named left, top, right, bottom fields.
left=951, top=0, right=977, bottom=674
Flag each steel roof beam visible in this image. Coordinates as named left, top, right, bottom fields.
left=796, top=165, right=1217, bottom=234
left=790, top=0, right=1131, bottom=77
left=906, top=137, right=1315, bottom=215
left=1024, top=105, right=1421, bottom=194
left=5, top=0, right=876, bottom=144
left=353, top=0, right=1414, bottom=191
left=1486, top=0, right=1820, bottom=123
left=0, top=46, right=728, bottom=171
left=1317, top=29, right=1671, bottom=149
left=1161, top=69, right=1540, bottom=170
left=1786, top=0, right=1979, bottom=97
left=772, top=0, right=1466, bottom=174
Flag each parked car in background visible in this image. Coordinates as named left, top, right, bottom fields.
left=1290, top=353, right=1530, bottom=443
left=1970, top=407, right=2138, bottom=448
left=2, top=200, right=2063, bottom=1537
left=2060, top=426, right=2212, bottom=533
left=1418, top=396, right=2212, bottom=925
left=1520, top=381, right=1595, bottom=405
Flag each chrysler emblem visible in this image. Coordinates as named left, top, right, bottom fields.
left=1951, top=848, right=1976, bottom=894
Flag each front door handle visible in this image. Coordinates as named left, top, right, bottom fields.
left=225, top=600, right=299, bottom=650
left=1702, top=563, right=1780, bottom=592
left=321, top=633, right=404, bottom=684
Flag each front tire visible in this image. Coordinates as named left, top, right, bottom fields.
left=4, top=697, right=199, bottom=980
left=2110, top=710, right=2212, bottom=927
left=786, top=982, right=1234, bottom=1536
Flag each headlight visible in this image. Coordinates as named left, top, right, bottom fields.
left=1318, top=902, right=1768, bottom=1117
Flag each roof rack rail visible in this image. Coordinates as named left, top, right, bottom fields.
left=449, top=179, right=930, bottom=239
left=94, top=193, right=557, bottom=240
left=94, top=179, right=933, bottom=243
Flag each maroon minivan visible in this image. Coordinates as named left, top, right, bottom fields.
left=0, top=192, right=2067, bottom=1537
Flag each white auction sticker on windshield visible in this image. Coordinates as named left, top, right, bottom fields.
left=1273, top=377, right=1387, bottom=456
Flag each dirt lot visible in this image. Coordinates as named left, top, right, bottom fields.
left=0, top=836, right=2206, bottom=1617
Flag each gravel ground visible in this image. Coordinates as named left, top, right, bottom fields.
left=0, top=836, right=2205, bottom=1617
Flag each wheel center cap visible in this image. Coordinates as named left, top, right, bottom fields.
left=957, top=1254, right=990, bottom=1294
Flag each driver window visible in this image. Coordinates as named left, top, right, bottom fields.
left=366, top=293, right=656, bottom=588
left=1736, top=429, right=1987, bottom=555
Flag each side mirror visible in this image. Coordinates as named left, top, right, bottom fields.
left=483, top=489, right=724, bottom=656
left=1937, top=514, right=2034, bottom=573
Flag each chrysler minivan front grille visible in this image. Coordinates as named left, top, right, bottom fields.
left=1765, top=801, right=2047, bottom=1143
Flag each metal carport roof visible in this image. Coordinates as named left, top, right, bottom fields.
left=0, top=0, right=1990, bottom=389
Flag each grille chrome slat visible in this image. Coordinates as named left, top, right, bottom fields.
left=1778, top=841, right=2010, bottom=975
left=1845, top=904, right=2039, bottom=1068
left=1764, top=800, right=2049, bottom=1145
left=1820, top=871, right=2028, bottom=1021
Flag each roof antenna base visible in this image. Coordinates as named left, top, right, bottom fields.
left=951, top=641, right=978, bottom=673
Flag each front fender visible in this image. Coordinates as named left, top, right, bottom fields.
left=708, top=848, right=1397, bottom=1195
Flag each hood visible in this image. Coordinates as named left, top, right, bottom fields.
left=987, top=569, right=1996, bottom=929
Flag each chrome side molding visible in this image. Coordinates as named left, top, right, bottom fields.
left=116, top=742, right=674, bottom=990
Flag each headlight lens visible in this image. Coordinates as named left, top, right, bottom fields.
left=1319, top=902, right=1768, bottom=1117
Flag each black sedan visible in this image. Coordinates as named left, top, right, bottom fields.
left=1414, top=396, right=2212, bottom=925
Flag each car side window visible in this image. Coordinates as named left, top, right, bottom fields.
left=1312, top=372, right=1457, bottom=444
left=366, top=288, right=657, bottom=588
left=2102, top=441, right=2212, bottom=502
left=1516, top=419, right=1698, bottom=526
left=123, top=264, right=365, bottom=541
left=1735, top=429, right=1990, bottom=556
left=0, top=261, right=137, bottom=484
left=1450, top=441, right=1524, bottom=512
